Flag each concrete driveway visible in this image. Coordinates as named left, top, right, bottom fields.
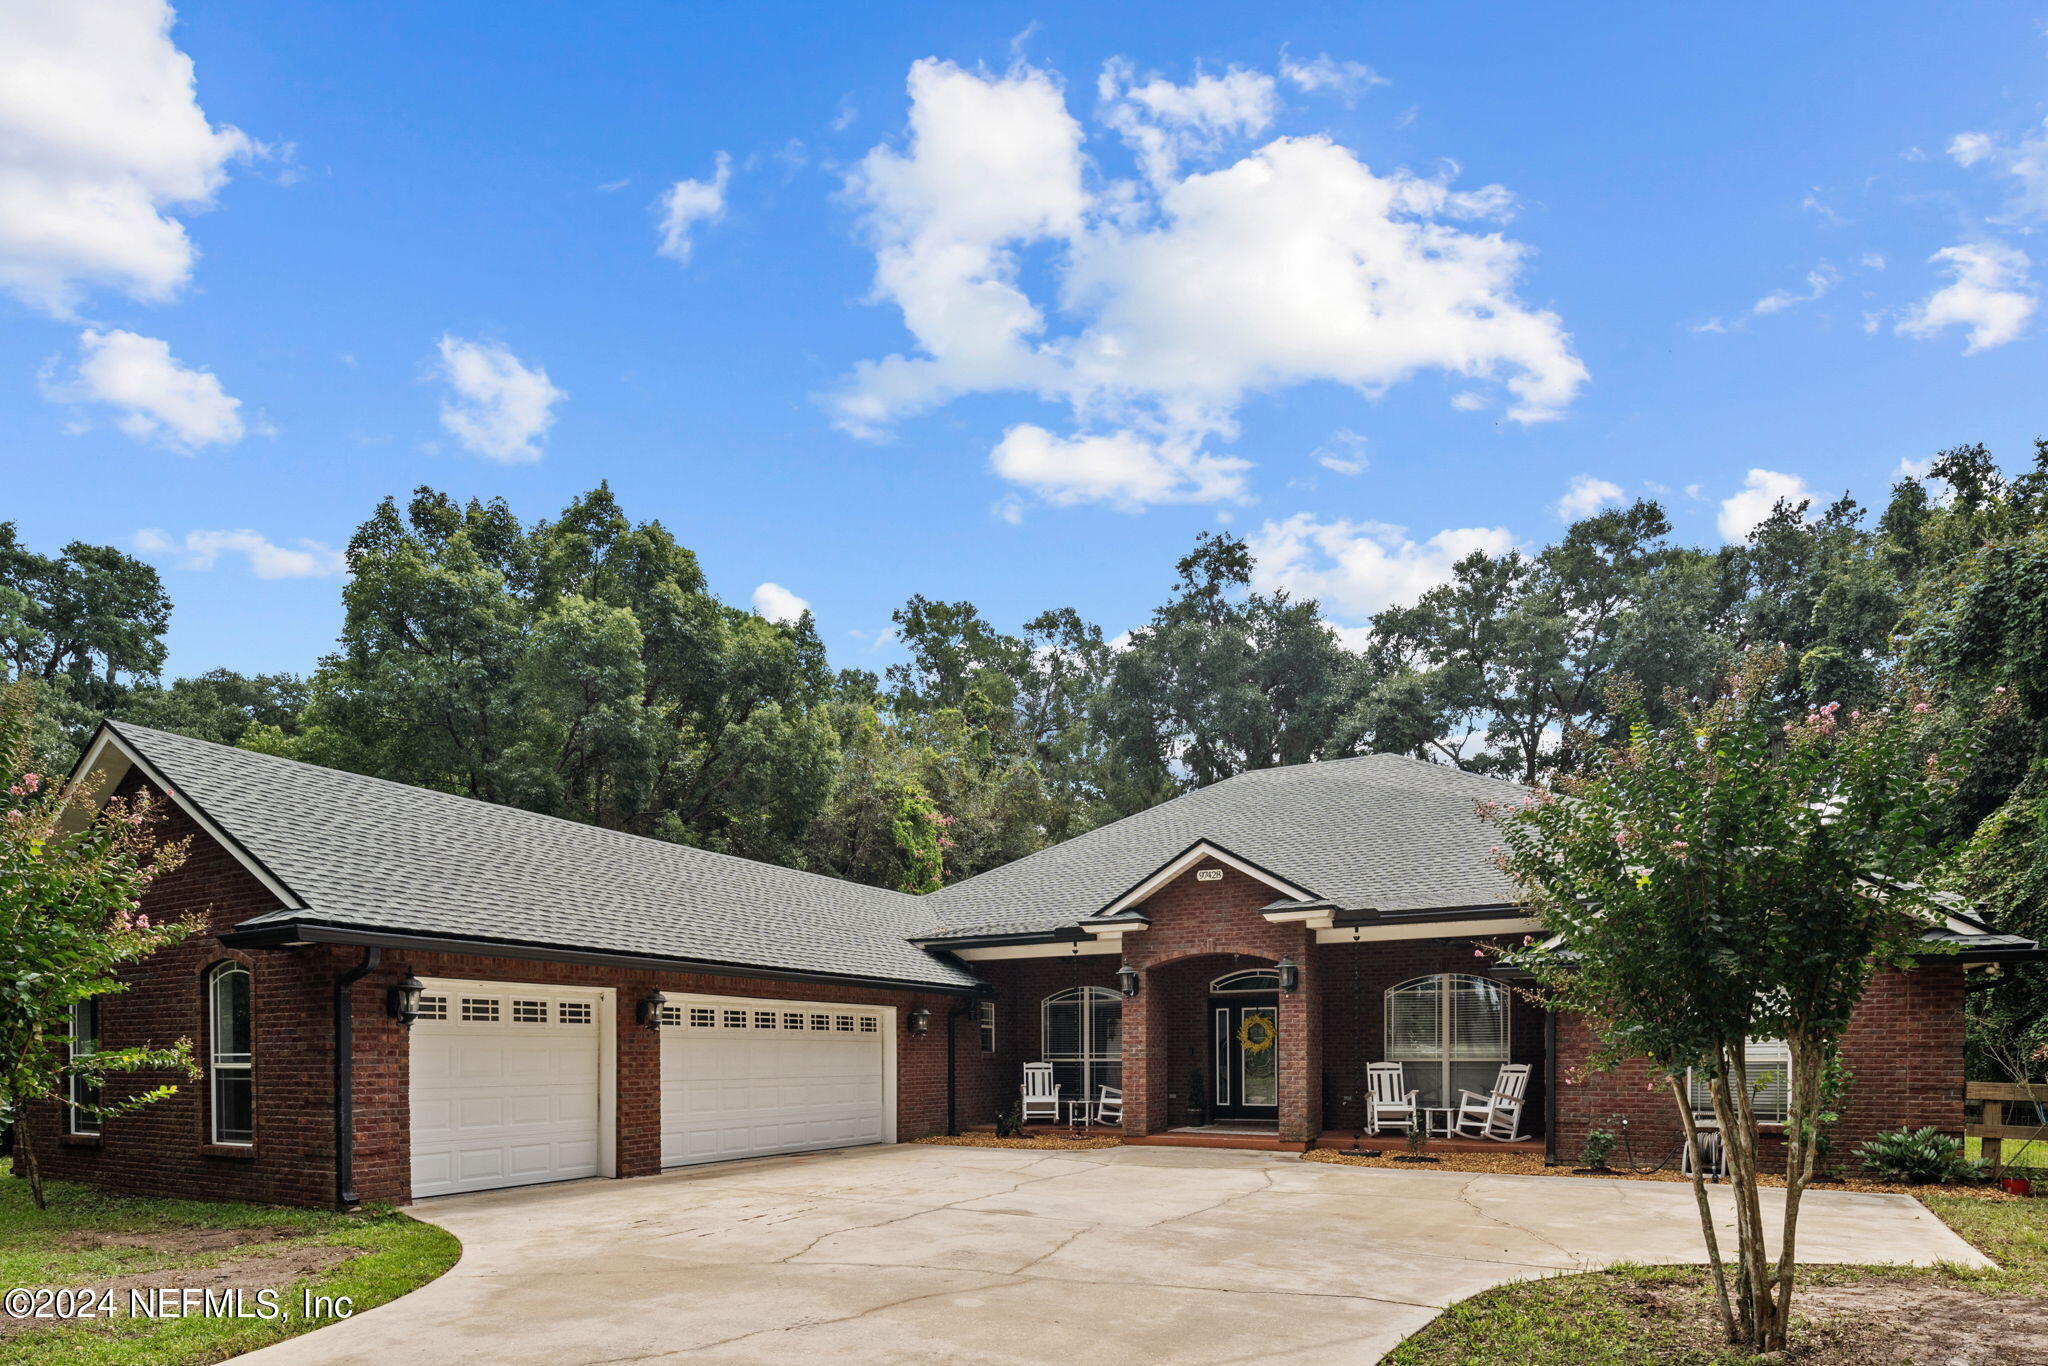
left=237, top=1144, right=1988, bottom=1366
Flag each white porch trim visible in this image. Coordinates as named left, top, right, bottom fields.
left=1095, top=840, right=1316, bottom=918
left=1314, top=916, right=1540, bottom=944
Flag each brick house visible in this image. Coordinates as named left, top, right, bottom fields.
left=28, top=722, right=2040, bottom=1208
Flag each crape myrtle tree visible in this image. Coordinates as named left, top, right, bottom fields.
left=1486, top=650, right=1984, bottom=1352
left=0, top=683, right=198, bottom=1208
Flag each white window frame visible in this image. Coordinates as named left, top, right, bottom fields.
left=208, top=963, right=254, bottom=1146
left=68, top=999, right=101, bottom=1136
left=1041, top=987, right=1121, bottom=1104
left=977, top=1001, right=997, bottom=1054
left=1383, top=973, right=1512, bottom=1108
left=1688, top=1039, right=1793, bottom=1126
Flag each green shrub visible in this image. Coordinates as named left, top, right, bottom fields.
left=1579, top=1127, right=1618, bottom=1169
left=1854, top=1126, right=1987, bottom=1185
left=995, top=1097, right=1024, bottom=1138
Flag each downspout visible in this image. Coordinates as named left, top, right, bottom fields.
left=334, top=947, right=381, bottom=1209
left=1542, top=1006, right=1559, bottom=1167
left=944, top=1003, right=972, bottom=1136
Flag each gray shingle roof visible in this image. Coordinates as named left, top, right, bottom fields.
left=920, top=753, right=1530, bottom=939
left=107, top=723, right=977, bottom=990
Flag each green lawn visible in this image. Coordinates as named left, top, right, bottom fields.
left=1383, top=1193, right=2048, bottom=1366
left=0, top=1174, right=459, bottom=1366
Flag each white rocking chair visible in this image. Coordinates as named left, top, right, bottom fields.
left=1021, top=1062, right=1062, bottom=1125
left=1453, top=1063, right=1531, bottom=1142
left=1366, top=1062, right=1420, bottom=1134
left=1092, top=1086, right=1123, bottom=1128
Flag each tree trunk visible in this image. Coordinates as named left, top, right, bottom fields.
left=1767, top=1031, right=1824, bottom=1353
left=1668, top=1078, right=1737, bottom=1343
left=15, top=1121, right=44, bottom=1210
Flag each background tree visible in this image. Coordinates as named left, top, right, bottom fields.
left=1097, top=533, right=1366, bottom=810
left=1490, top=651, right=1982, bottom=1351
left=276, top=485, right=841, bottom=864
left=0, top=683, right=199, bottom=1208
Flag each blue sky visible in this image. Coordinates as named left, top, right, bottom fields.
left=5, top=1, right=2048, bottom=677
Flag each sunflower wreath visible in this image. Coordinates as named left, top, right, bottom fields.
left=1235, top=1014, right=1276, bottom=1055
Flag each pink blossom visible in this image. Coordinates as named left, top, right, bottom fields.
left=1472, top=949, right=1486, bottom=958
left=5, top=785, right=19, bottom=797
left=1913, top=702, right=1931, bottom=714
left=20, top=773, right=38, bottom=793
left=136, top=914, right=151, bottom=931
left=1521, top=935, right=1535, bottom=946
left=1996, top=686, right=2007, bottom=694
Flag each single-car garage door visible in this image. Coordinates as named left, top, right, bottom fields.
left=660, top=996, right=890, bottom=1167
left=410, top=980, right=608, bottom=1198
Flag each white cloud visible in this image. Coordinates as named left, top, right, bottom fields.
left=1555, top=474, right=1623, bottom=521
left=0, top=0, right=253, bottom=315
left=434, top=335, right=565, bottom=462
left=834, top=57, right=1586, bottom=511
left=751, top=581, right=811, bottom=623
left=990, top=424, right=1249, bottom=509
left=1691, top=317, right=1730, bottom=334
left=1099, top=59, right=1279, bottom=186
left=655, top=152, right=730, bottom=264
left=1948, top=119, right=2048, bottom=223
left=1753, top=264, right=1838, bottom=315
left=1717, top=468, right=1813, bottom=542
left=1895, top=241, right=2035, bottom=353
left=1860, top=252, right=1886, bottom=271
left=46, top=328, right=245, bottom=450
left=1278, top=52, right=1387, bottom=103
left=1248, top=513, right=1513, bottom=620
left=1314, top=428, right=1369, bottom=475
left=135, top=528, right=344, bottom=578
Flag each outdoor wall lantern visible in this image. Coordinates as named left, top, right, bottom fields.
left=907, top=1006, right=931, bottom=1036
left=1116, top=964, right=1140, bottom=998
left=1276, top=957, right=1300, bottom=994
left=386, top=973, right=425, bottom=1026
left=638, top=989, right=669, bottom=1030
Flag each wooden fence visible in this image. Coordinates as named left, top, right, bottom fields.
left=1966, top=1081, right=2048, bottom=1176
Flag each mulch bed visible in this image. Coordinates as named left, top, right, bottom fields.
left=1301, top=1145, right=2021, bottom=1199
left=913, top=1134, right=1123, bottom=1151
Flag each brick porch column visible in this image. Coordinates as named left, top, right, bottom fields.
left=1277, top=928, right=1322, bottom=1143
left=1122, top=965, right=1167, bottom=1137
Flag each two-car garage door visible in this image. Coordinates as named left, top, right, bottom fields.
left=658, top=997, right=888, bottom=1167
left=408, top=979, right=891, bottom=1197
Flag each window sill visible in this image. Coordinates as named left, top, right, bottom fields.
left=200, top=1143, right=256, bottom=1160
left=59, top=1133, right=102, bottom=1148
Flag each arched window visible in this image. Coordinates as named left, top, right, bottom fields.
left=1042, top=987, right=1122, bottom=1103
left=1210, top=969, right=1280, bottom=994
left=1384, top=973, right=1510, bottom=1107
left=208, top=964, right=254, bottom=1145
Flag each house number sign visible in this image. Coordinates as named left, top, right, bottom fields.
left=1196, top=869, right=1223, bottom=881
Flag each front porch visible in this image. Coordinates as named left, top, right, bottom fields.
left=964, top=919, right=1550, bottom=1154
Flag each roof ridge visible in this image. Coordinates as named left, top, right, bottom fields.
left=107, top=720, right=930, bottom=912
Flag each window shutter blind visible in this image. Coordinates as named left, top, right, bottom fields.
left=1448, top=978, right=1510, bottom=1060
left=1385, top=979, right=1443, bottom=1060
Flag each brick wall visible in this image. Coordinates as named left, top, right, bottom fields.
left=26, top=776, right=983, bottom=1208
left=1553, top=960, right=1971, bottom=1166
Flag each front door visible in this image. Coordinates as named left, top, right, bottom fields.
left=1210, top=995, right=1280, bottom=1123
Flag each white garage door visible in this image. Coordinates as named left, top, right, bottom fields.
left=660, top=997, right=889, bottom=1167
left=410, top=980, right=607, bottom=1198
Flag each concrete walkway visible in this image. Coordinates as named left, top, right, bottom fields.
left=236, top=1143, right=1989, bottom=1366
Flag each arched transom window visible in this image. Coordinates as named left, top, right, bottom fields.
left=1042, top=986, right=1122, bottom=1103
left=1384, top=973, right=1510, bottom=1107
